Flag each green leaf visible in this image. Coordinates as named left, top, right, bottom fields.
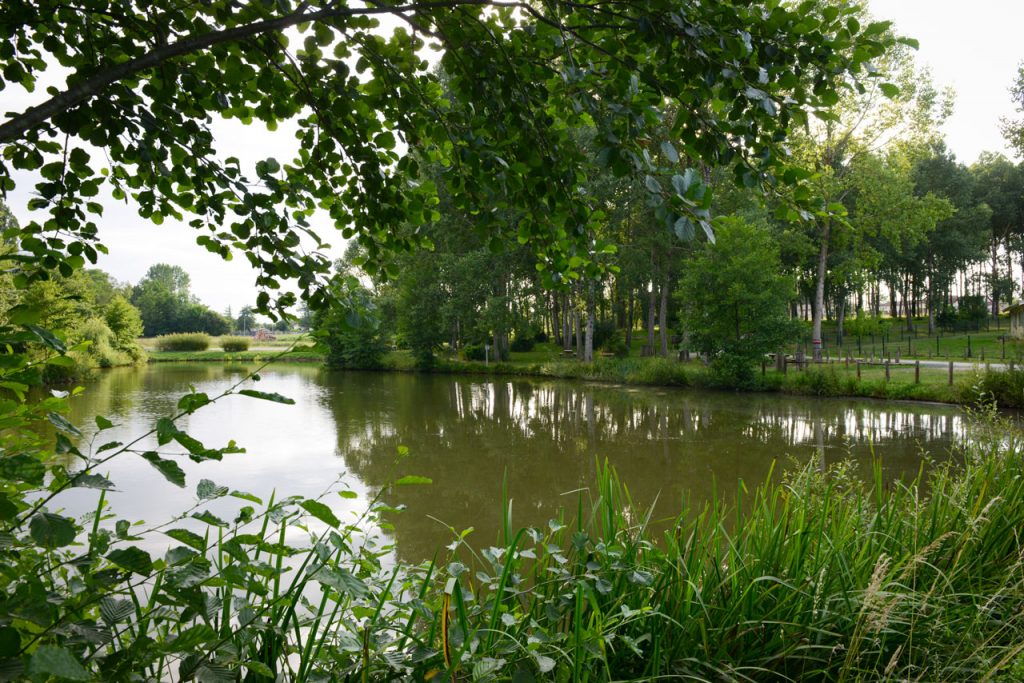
left=238, top=389, right=295, bottom=404
left=0, top=627, right=19, bottom=658
left=191, top=511, right=228, bottom=527
left=879, top=82, right=900, bottom=98
left=310, top=566, right=368, bottom=597
left=230, top=490, right=263, bottom=504
left=47, top=411, right=81, bottom=436
left=338, top=490, right=358, bottom=499
left=99, top=597, right=135, bottom=625
left=660, top=141, right=679, bottom=163
left=6, top=304, right=41, bottom=325
left=94, top=415, right=113, bottom=430
left=25, top=325, right=67, bottom=353
left=395, top=475, right=432, bottom=486
left=29, top=512, right=77, bottom=548
left=165, top=528, right=206, bottom=551
left=197, top=479, right=228, bottom=500
left=28, top=645, right=90, bottom=681
left=300, top=499, right=340, bottom=528
left=139, top=451, right=186, bottom=487
left=162, top=624, right=216, bottom=652
left=644, top=175, right=661, bottom=194
left=73, top=473, right=115, bottom=490
left=107, top=547, right=153, bottom=574
left=156, top=417, right=177, bottom=445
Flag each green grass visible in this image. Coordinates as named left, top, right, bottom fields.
left=423, top=413, right=1024, bottom=680
left=147, top=348, right=324, bottom=362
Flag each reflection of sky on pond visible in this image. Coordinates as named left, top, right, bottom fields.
left=63, top=364, right=968, bottom=563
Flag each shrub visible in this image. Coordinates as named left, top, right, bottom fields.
left=510, top=335, right=535, bottom=352
left=156, top=332, right=210, bottom=351
left=461, top=343, right=487, bottom=361
left=601, top=329, right=629, bottom=358
left=77, top=317, right=131, bottom=368
left=219, top=335, right=251, bottom=352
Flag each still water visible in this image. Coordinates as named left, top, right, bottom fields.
left=65, top=363, right=967, bottom=562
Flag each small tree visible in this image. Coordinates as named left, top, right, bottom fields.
left=678, top=217, right=797, bottom=386
left=314, top=278, right=388, bottom=370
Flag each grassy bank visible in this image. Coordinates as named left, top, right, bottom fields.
left=146, top=348, right=324, bottom=362
left=143, top=342, right=1022, bottom=406
left=375, top=351, right=1013, bottom=406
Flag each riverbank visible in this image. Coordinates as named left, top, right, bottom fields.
left=143, top=346, right=1020, bottom=407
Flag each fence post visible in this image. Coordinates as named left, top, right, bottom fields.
left=948, top=360, right=954, bottom=386
left=915, top=360, right=920, bottom=384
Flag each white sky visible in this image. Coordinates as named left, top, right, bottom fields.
left=3, top=2, right=1023, bottom=314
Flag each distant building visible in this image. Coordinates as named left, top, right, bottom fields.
left=1006, top=302, right=1024, bottom=338
left=253, top=329, right=276, bottom=342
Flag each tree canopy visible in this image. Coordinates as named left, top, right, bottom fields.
left=1, top=0, right=902, bottom=315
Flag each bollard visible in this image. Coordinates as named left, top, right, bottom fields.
left=948, top=360, right=954, bottom=386
left=915, top=360, right=920, bottom=384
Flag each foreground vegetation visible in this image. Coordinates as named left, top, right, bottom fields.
left=3, top=344, right=1024, bottom=680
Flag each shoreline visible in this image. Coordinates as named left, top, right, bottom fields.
left=140, top=350, right=994, bottom=407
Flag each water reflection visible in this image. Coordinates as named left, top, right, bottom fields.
left=67, top=365, right=967, bottom=563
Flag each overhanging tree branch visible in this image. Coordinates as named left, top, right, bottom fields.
left=0, top=0, right=522, bottom=145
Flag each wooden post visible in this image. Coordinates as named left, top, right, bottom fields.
left=948, top=360, right=954, bottom=386
left=783, top=358, right=788, bottom=375
left=884, top=360, right=890, bottom=382
left=915, top=360, right=920, bottom=384
left=895, top=348, right=901, bottom=363
left=762, top=359, right=766, bottom=376
left=856, top=361, right=861, bottom=381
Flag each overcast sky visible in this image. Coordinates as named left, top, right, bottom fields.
left=4, top=2, right=1023, bottom=314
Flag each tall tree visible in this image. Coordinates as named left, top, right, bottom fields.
left=785, top=40, right=950, bottom=359
left=1, top=0, right=899, bottom=315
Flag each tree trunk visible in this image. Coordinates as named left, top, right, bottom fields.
left=562, top=294, right=572, bottom=352
left=584, top=280, right=595, bottom=362
left=646, top=284, right=656, bottom=354
left=659, top=276, right=669, bottom=357
left=811, top=219, right=831, bottom=361
left=575, top=310, right=583, bottom=358
left=625, top=291, right=634, bottom=349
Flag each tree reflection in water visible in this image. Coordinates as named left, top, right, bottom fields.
left=69, top=365, right=967, bottom=563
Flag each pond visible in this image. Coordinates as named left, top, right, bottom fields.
left=63, top=363, right=968, bottom=563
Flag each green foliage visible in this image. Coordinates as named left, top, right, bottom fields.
left=314, top=279, right=388, bottom=370
left=155, top=332, right=210, bottom=352
left=219, top=335, right=251, bottom=352
left=600, top=329, right=629, bottom=358
left=962, top=368, right=1024, bottom=409
left=461, top=343, right=487, bottom=361
left=131, top=264, right=230, bottom=336
left=75, top=317, right=131, bottom=368
left=678, top=218, right=798, bottom=386
left=509, top=335, right=535, bottom=353
left=0, top=0, right=899, bottom=316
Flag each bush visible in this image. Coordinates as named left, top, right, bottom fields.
left=600, top=329, right=629, bottom=358
left=219, top=335, right=251, bottom=352
left=155, top=332, right=210, bottom=351
left=77, top=317, right=131, bottom=368
left=461, top=343, right=487, bottom=361
left=509, top=335, right=535, bottom=352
